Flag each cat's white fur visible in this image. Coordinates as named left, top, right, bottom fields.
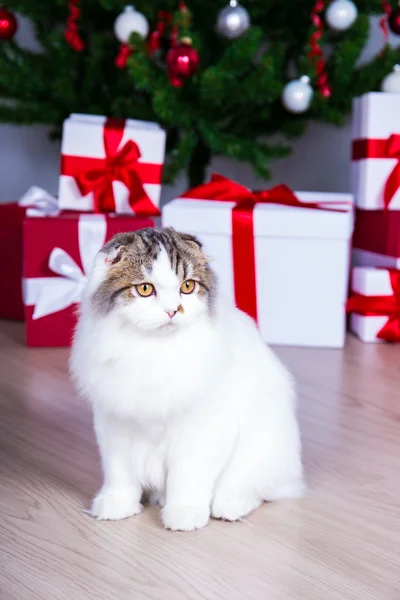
left=70, top=244, right=304, bottom=531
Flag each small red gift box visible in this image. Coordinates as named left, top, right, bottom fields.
left=23, top=212, right=154, bottom=347
left=0, top=203, right=26, bottom=320
left=0, top=188, right=60, bottom=321
left=353, top=209, right=400, bottom=269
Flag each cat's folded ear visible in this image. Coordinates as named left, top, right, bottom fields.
left=103, top=244, right=127, bottom=266
left=178, top=232, right=203, bottom=251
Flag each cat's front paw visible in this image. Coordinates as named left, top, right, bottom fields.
left=90, top=487, right=142, bottom=521
left=162, top=504, right=210, bottom=531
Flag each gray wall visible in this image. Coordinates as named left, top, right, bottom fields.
left=0, top=16, right=398, bottom=205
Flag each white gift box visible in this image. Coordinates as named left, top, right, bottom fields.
left=349, top=267, right=399, bottom=343
left=163, top=189, right=354, bottom=348
left=351, top=92, right=400, bottom=210
left=58, top=113, right=166, bottom=215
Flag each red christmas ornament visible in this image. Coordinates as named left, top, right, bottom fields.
left=388, top=6, right=400, bottom=35
left=168, top=73, right=184, bottom=87
left=0, top=8, right=18, bottom=41
left=166, top=38, right=199, bottom=83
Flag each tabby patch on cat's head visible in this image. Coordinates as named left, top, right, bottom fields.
left=91, top=227, right=217, bottom=333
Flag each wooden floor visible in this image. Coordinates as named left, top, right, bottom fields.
left=0, top=322, right=399, bottom=600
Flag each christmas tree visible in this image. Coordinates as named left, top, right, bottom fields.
left=1, top=1, right=400, bottom=187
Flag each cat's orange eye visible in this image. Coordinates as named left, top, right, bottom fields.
left=180, top=279, right=196, bottom=295
left=135, top=283, right=154, bottom=297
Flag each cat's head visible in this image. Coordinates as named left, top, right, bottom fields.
left=89, top=227, right=217, bottom=332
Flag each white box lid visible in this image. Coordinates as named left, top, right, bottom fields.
left=69, top=113, right=164, bottom=132
left=164, top=191, right=354, bottom=240
left=352, top=92, right=400, bottom=138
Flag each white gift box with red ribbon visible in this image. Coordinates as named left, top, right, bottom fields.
left=58, top=113, right=166, bottom=216
left=163, top=174, right=354, bottom=348
left=348, top=267, right=400, bottom=343
left=351, top=92, right=400, bottom=211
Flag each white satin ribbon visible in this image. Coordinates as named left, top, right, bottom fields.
left=24, top=214, right=107, bottom=320
left=18, top=186, right=59, bottom=217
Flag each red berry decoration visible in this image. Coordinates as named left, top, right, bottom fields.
left=0, top=7, right=17, bottom=40
left=388, top=6, right=400, bottom=35
left=166, top=38, right=199, bottom=86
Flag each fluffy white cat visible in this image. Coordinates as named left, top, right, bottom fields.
left=70, top=227, right=304, bottom=531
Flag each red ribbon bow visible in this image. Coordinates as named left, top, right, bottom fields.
left=182, top=174, right=348, bottom=321
left=352, top=134, right=400, bottom=209
left=346, top=270, right=400, bottom=342
left=61, top=118, right=161, bottom=216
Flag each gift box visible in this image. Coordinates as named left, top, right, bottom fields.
left=347, top=267, right=400, bottom=343
left=353, top=209, right=400, bottom=269
left=162, top=174, right=354, bottom=348
left=351, top=92, right=400, bottom=211
left=58, top=113, right=166, bottom=216
left=23, top=212, right=154, bottom=347
left=0, top=188, right=59, bottom=321
left=0, top=203, right=26, bottom=320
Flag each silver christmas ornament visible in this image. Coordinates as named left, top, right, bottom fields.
left=114, top=5, right=149, bottom=43
left=216, top=0, right=250, bottom=40
left=282, top=76, right=313, bottom=114
left=325, top=0, right=358, bottom=32
left=381, top=65, right=400, bottom=93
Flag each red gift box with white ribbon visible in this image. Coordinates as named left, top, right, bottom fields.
left=23, top=212, right=153, bottom=347
left=58, top=114, right=166, bottom=216
left=0, top=187, right=59, bottom=321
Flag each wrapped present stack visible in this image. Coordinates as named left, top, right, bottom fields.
left=352, top=91, right=400, bottom=270
left=162, top=174, right=354, bottom=348
left=0, top=113, right=166, bottom=347
left=349, top=88, right=400, bottom=342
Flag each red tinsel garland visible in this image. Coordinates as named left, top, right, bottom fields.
left=115, top=43, right=133, bottom=69
left=308, top=0, right=332, bottom=98
left=380, top=0, right=392, bottom=41
left=148, top=10, right=172, bottom=54
left=64, top=0, right=85, bottom=51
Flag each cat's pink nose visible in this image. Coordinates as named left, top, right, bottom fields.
left=165, top=310, right=177, bottom=319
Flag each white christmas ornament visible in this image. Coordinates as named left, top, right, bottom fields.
left=282, top=76, right=313, bottom=113
left=381, top=65, right=400, bottom=93
left=114, top=5, right=149, bottom=43
left=325, top=0, right=358, bottom=31
left=216, top=0, right=250, bottom=39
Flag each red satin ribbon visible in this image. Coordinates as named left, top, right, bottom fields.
left=352, top=135, right=400, bottom=209
left=346, top=270, right=400, bottom=342
left=182, top=173, right=349, bottom=321
left=61, top=118, right=161, bottom=215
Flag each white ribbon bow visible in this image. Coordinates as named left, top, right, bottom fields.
left=18, top=186, right=60, bottom=217
left=24, top=215, right=107, bottom=320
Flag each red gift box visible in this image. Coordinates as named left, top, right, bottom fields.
left=353, top=208, right=400, bottom=270
left=0, top=203, right=26, bottom=320
left=354, top=209, right=400, bottom=257
left=23, top=212, right=154, bottom=347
